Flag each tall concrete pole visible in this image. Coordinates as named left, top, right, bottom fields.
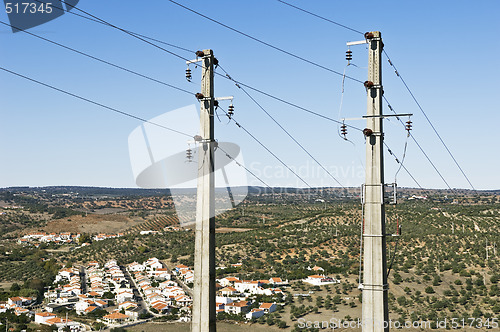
left=192, top=49, right=216, bottom=332
left=361, top=31, right=389, bottom=332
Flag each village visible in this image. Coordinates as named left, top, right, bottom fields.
left=0, top=254, right=340, bottom=331
left=17, top=232, right=125, bottom=247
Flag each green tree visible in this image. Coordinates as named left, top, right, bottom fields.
left=425, top=286, right=435, bottom=294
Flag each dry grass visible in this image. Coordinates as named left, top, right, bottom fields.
left=40, top=214, right=142, bottom=234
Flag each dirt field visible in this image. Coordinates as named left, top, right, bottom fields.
left=0, top=281, right=16, bottom=291
left=41, top=214, right=142, bottom=234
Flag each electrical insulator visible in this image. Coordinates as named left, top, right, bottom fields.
left=405, top=120, right=412, bottom=132
left=185, top=68, right=192, bottom=82
left=186, top=148, right=193, bottom=162
left=346, top=49, right=352, bottom=62
left=228, top=104, right=234, bottom=118
left=341, top=123, right=347, bottom=138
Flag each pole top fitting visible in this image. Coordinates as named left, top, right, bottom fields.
left=195, top=50, right=205, bottom=57
left=364, top=32, right=374, bottom=39
left=363, top=128, right=373, bottom=137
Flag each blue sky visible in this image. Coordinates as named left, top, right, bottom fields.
left=0, top=0, right=498, bottom=190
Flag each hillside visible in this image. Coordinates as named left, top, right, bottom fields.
left=0, top=187, right=499, bottom=330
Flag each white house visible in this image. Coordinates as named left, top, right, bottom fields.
left=216, top=296, right=233, bottom=305
left=246, top=308, right=265, bottom=320
left=8, top=297, right=34, bottom=307
left=145, top=258, right=163, bottom=270
left=269, top=277, right=288, bottom=285
left=128, top=262, right=145, bottom=272
left=125, top=306, right=145, bottom=320
left=116, top=290, right=134, bottom=304
left=234, top=280, right=260, bottom=293
left=219, top=287, right=238, bottom=297
left=75, top=300, right=93, bottom=315
left=225, top=301, right=250, bottom=315
left=218, top=276, right=240, bottom=287
left=34, top=312, right=56, bottom=324
left=303, top=275, right=340, bottom=285
left=259, top=302, right=277, bottom=313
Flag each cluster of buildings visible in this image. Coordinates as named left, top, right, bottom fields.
left=35, top=312, right=82, bottom=331
left=215, top=276, right=288, bottom=320
left=303, top=274, right=340, bottom=285
left=92, top=233, right=124, bottom=241
left=172, top=264, right=194, bottom=284
left=17, top=232, right=81, bottom=246
left=52, top=267, right=82, bottom=297
left=17, top=232, right=126, bottom=246
left=128, top=258, right=192, bottom=316
left=0, top=296, right=35, bottom=316
left=77, top=260, right=143, bottom=325
left=40, top=261, right=132, bottom=329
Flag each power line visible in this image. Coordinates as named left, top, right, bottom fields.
left=271, top=0, right=474, bottom=191
left=32, top=0, right=195, bottom=54
left=217, top=106, right=313, bottom=189
left=3, top=2, right=363, bottom=190
left=276, top=0, right=364, bottom=35
left=42, top=0, right=468, bottom=193
left=167, top=0, right=364, bottom=84
left=0, top=66, right=193, bottom=138
left=384, top=97, right=452, bottom=191
left=216, top=144, right=276, bottom=195
left=383, top=142, right=423, bottom=190
left=53, top=0, right=192, bottom=63
left=0, top=20, right=196, bottom=97
left=219, top=71, right=363, bottom=132
left=218, top=65, right=345, bottom=189
left=10, top=1, right=442, bottom=192
left=31, top=1, right=362, bottom=134
left=384, top=51, right=476, bottom=192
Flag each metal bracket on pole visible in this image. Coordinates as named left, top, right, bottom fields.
left=363, top=113, right=413, bottom=119
left=347, top=40, right=368, bottom=46
left=384, top=183, right=397, bottom=205
left=214, top=96, right=233, bottom=102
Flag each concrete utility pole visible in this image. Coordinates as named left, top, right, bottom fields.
left=192, top=49, right=216, bottom=332
left=361, top=31, right=389, bottom=332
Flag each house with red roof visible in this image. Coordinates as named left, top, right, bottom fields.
left=225, top=301, right=250, bottom=315
left=259, top=302, right=277, bottom=313
left=103, top=312, right=130, bottom=324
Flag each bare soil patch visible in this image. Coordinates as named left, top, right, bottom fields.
left=42, top=214, right=141, bottom=234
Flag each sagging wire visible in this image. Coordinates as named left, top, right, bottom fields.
left=336, top=63, right=349, bottom=142
left=337, top=52, right=365, bottom=171
left=393, top=115, right=412, bottom=183
left=217, top=64, right=343, bottom=190
left=217, top=104, right=314, bottom=189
